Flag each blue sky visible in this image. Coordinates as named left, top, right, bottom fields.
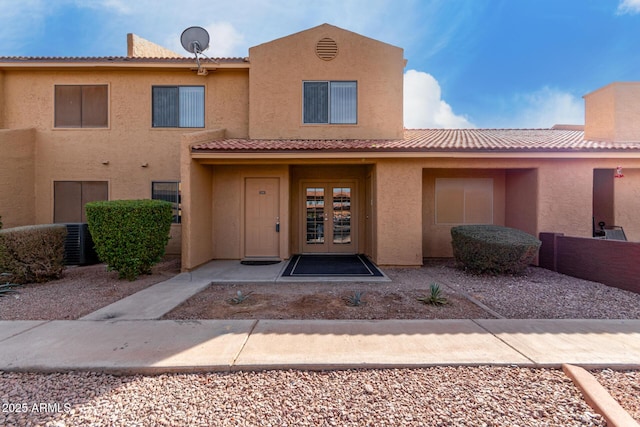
left=1, top=0, right=639, bottom=129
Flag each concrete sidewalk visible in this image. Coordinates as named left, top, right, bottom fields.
left=0, top=318, right=639, bottom=373
left=1, top=259, right=639, bottom=374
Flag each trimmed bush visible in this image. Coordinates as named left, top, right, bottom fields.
left=86, top=199, right=173, bottom=280
left=0, top=224, right=67, bottom=284
left=451, top=225, right=541, bottom=275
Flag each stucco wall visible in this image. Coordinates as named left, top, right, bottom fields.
left=180, top=130, right=225, bottom=269
left=0, top=71, right=5, bottom=128
left=613, top=83, right=640, bottom=142
left=249, top=24, right=404, bottom=140
left=584, top=84, right=616, bottom=141
left=584, top=82, right=640, bottom=142
left=536, top=159, right=594, bottom=238
left=0, top=128, right=36, bottom=228
left=1, top=68, right=249, bottom=227
left=375, top=160, right=423, bottom=266
left=127, top=34, right=181, bottom=58
left=505, top=168, right=538, bottom=237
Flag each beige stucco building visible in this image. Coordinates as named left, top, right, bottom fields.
left=2, top=24, right=640, bottom=271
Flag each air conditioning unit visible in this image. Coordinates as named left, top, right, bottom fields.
left=63, top=223, right=100, bottom=265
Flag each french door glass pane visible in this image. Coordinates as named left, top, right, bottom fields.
left=305, top=187, right=325, bottom=244
left=332, top=187, right=351, bottom=244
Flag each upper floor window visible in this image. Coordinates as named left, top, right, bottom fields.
left=152, top=86, right=204, bottom=128
left=54, top=85, right=108, bottom=128
left=303, top=81, right=357, bottom=124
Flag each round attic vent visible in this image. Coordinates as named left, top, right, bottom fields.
left=316, top=37, right=338, bottom=61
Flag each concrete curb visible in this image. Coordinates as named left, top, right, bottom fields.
left=562, top=364, right=640, bottom=427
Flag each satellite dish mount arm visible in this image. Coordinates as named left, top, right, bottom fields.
left=180, top=26, right=211, bottom=76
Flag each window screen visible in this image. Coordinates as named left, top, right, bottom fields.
left=152, top=86, right=204, bottom=128
left=303, top=81, right=356, bottom=124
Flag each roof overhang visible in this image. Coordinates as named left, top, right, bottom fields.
left=0, top=58, right=249, bottom=72
left=191, top=149, right=640, bottom=164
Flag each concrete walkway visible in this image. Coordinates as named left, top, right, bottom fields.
left=0, top=318, right=639, bottom=373
left=0, top=260, right=639, bottom=374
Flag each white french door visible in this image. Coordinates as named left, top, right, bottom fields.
left=301, top=181, right=356, bottom=253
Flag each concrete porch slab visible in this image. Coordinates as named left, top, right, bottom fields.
left=233, top=319, right=532, bottom=370
left=189, top=260, right=288, bottom=283
left=0, top=320, right=256, bottom=374
left=476, top=319, right=640, bottom=368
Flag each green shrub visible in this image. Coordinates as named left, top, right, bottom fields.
left=86, top=199, right=173, bottom=280
left=0, top=224, right=67, bottom=284
left=451, top=225, right=541, bottom=275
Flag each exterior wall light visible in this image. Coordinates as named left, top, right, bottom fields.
left=141, top=162, right=149, bottom=168
left=615, top=166, right=624, bottom=178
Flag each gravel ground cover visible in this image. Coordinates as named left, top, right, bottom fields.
left=0, top=257, right=180, bottom=320
left=422, top=260, right=640, bottom=319
left=591, top=369, right=640, bottom=423
left=1, top=367, right=605, bottom=427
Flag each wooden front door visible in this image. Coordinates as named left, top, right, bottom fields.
left=301, top=181, right=356, bottom=254
left=245, top=178, right=280, bottom=258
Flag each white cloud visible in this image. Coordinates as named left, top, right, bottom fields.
left=509, top=87, right=584, bottom=128
left=205, top=22, right=245, bottom=58
left=403, top=69, right=474, bottom=129
left=617, top=0, right=640, bottom=14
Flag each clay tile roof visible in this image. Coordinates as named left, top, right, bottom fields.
left=191, top=128, right=640, bottom=153
left=0, top=56, right=248, bottom=64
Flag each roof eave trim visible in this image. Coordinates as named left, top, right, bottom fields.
left=0, top=61, right=250, bottom=70
left=191, top=150, right=640, bottom=159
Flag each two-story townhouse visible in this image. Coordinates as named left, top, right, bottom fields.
left=2, top=23, right=640, bottom=272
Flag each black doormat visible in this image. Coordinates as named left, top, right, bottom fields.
left=240, top=260, right=281, bottom=266
left=281, top=254, right=384, bottom=277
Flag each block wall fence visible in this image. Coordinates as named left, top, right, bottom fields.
left=539, top=232, right=640, bottom=294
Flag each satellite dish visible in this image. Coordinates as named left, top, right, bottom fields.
left=180, top=26, right=210, bottom=54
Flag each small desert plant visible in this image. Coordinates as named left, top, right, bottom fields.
left=228, top=290, right=253, bottom=305
left=417, top=283, right=448, bottom=306
left=344, top=291, right=365, bottom=307
left=0, top=272, right=20, bottom=297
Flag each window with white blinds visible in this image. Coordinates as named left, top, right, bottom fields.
left=152, top=86, right=204, bottom=128
left=303, top=81, right=357, bottom=124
